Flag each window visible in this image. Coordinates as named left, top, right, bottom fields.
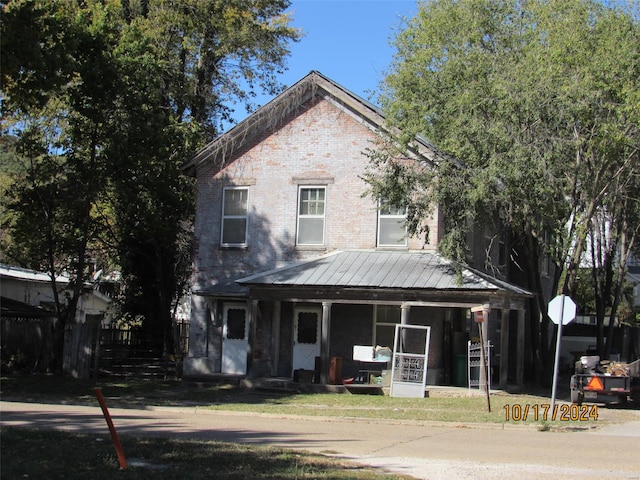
left=377, top=200, right=407, bottom=247
left=297, top=186, right=325, bottom=245
left=296, top=311, right=319, bottom=344
left=221, top=187, right=248, bottom=246
left=226, top=308, right=247, bottom=340
left=374, top=305, right=401, bottom=347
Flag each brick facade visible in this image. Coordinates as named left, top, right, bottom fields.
left=192, top=97, right=439, bottom=294
left=183, top=72, right=530, bottom=389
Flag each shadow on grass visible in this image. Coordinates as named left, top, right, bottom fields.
left=0, top=373, right=301, bottom=407
left=0, top=428, right=406, bottom=480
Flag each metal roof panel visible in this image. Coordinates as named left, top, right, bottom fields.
left=237, top=250, right=532, bottom=295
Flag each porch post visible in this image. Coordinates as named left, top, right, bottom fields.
left=400, top=303, right=411, bottom=351
left=271, top=301, right=281, bottom=377
left=499, top=309, right=510, bottom=389
left=516, top=309, right=525, bottom=387
left=320, top=301, right=332, bottom=384
left=247, top=299, right=258, bottom=378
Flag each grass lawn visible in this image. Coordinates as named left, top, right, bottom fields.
left=0, top=373, right=621, bottom=427
left=1, top=373, right=636, bottom=479
left=0, top=427, right=406, bottom=479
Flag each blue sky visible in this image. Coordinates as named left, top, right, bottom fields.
left=230, top=0, right=419, bottom=123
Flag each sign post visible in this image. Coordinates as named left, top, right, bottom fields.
left=547, top=294, right=576, bottom=411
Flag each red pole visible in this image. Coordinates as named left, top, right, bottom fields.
left=95, top=388, right=127, bottom=469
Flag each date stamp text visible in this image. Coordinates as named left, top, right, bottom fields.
left=503, top=403, right=598, bottom=422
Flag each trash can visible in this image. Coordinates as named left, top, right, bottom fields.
left=453, top=354, right=467, bottom=387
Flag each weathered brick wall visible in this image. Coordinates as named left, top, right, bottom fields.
left=192, top=97, right=439, bottom=293
left=187, top=94, right=442, bottom=379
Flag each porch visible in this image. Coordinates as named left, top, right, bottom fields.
left=237, top=251, right=533, bottom=390
left=185, top=250, right=533, bottom=390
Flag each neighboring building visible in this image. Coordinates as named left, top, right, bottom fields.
left=0, top=264, right=114, bottom=326
left=181, top=71, right=532, bottom=388
left=1, top=264, right=114, bottom=375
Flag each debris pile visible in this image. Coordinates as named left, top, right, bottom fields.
left=602, top=361, right=630, bottom=376
left=576, top=356, right=632, bottom=376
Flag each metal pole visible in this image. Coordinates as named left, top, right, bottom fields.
left=550, top=295, right=565, bottom=411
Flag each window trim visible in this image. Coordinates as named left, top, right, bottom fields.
left=296, top=185, right=326, bottom=246
left=221, top=186, right=249, bottom=247
left=377, top=199, right=408, bottom=248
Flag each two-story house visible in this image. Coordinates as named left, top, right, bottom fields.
left=181, top=71, right=532, bottom=390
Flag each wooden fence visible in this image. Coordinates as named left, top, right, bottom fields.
left=1, top=316, right=54, bottom=373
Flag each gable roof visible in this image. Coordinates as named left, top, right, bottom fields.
left=236, top=250, right=532, bottom=297
left=181, top=71, right=441, bottom=177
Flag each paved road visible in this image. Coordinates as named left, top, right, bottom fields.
left=1, top=400, right=639, bottom=480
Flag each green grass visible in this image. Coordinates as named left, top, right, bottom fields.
left=1, top=373, right=618, bottom=428
left=0, top=428, right=407, bottom=479
left=2, top=373, right=634, bottom=479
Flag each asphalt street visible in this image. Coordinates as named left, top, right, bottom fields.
left=1, top=400, right=639, bottom=480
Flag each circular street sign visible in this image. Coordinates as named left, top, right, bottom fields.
left=547, top=295, right=577, bottom=325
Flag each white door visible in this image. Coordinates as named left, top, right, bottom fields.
left=292, top=307, right=321, bottom=371
left=221, top=303, right=249, bottom=374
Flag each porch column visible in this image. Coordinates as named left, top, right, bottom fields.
left=270, top=301, right=281, bottom=377
left=499, top=309, right=510, bottom=389
left=320, top=301, right=332, bottom=384
left=516, top=309, right=525, bottom=387
left=400, top=303, right=411, bottom=351
left=247, top=299, right=259, bottom=378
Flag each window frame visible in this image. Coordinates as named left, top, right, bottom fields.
left=373, top=305, right=402, bottom=347
left=377, top=199, right=408, bottom=248
left=296, top=185, right=326, bottom=246
left=221, top=186, right=249, bottom=247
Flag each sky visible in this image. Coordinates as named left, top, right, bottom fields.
left=229, top=0, right=419, bottom=124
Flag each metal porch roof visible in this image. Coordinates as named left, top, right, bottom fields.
left=236, top=250, right=532, bottom=295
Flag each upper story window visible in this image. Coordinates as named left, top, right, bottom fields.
left=297, top=186, right=326, bottom=245
left=221, top=187, right=249, bottom=247
left=377, top=200, right=407, bottom=247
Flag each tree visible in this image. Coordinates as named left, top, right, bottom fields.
left=1, top=0, right=300, bottom=368
left=365, top=0, right=640, bottom=382
left=1, top=2, right=121, bottom=369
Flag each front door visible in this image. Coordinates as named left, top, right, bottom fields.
left=221, top=303, right=249, bottom=374
left=292, top=307, right=321, bottom=372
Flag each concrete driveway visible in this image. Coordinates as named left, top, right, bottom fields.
left=1, top=400, right=639, bottom=480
